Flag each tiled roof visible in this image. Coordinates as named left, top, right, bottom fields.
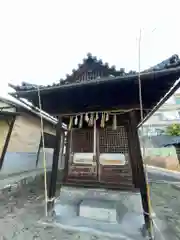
left=0, top=96, right=58, bottom=125
left=8, top=53, right=180, bottom=119
left=9, top=53, right=180, bottom=92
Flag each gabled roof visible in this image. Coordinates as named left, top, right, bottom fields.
left=9, top=54, right=180, bottom=92
left=9, top=53, right=136, bottom=92
left=0, top=96, right=59, bottom=126
left=0, top=96, right=19, bottom=118
left=9, top=54, right=180, bottom=122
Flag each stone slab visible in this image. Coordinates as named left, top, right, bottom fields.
left=79, top=199, right=117, bottom=223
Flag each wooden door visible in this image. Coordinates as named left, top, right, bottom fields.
left=99, top=127, right=133, bottom=188
left=67, top=128, right=97, bottom=182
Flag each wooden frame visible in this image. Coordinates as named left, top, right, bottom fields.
left=47, top=117, right=64, bottom=211
left=128, top=111, right=153, bottom=238
left=0, top=115, right=16, bottom=170
left=36, top=132, right=57, bottom=167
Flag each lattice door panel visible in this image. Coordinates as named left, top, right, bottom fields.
left=99, top=126, right=129, bottom=154
left=71, top=129, right=93, bottom=153
left=68, top=129, right=96, bottom=181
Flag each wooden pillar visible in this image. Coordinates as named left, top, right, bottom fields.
left=125, top=123, right=139, bottom=188
left=36, top=136, right=42, bottom=167
left=63, top=130, right=70, bottom=182
left=96, top=127, right=100, bottom=182
left=47, top=117, right=62, bottom=211
left=128, top=110, right=153, bottom=239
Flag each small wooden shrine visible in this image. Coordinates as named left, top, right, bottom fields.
left=10, top=53, right=180, bottom=238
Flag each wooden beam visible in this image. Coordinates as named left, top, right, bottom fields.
left=38, top=103, right=142, bottom=116
left=63, top=131, right=70, bottom=182
left=47, top=116, right=62, bottom=211
left=0, top=116, right=16, bottom=170
left=138, top=79, right=180, bottom=128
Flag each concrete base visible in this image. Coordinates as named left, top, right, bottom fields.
left=49, top=187, right=151, bottom=239
left=79, top=199, right=117, bottom=223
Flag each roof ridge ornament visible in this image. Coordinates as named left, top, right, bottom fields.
left=87, top=52, right=92, bottom=58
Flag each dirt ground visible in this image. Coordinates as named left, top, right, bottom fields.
left=0, top=173, right=180, bottom=239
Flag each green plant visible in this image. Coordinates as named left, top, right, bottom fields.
left=166, top=123, right=180, bottom=164
left=166, top=123, right=180, bottom=136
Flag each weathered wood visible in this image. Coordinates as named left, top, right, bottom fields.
left=125, top=122, right=139, bottom=188
left=36, top=137, right=41, bottom=167
left=64, top=179, right=137, bottom=192
left=65, top=125, right=135, bottom=190
left=0, top=116, right=16, bottom=170
left=66, top=163, right=134, bottom=190
left=128, top=110, right=153, bottom=238
left=47, top=117, right=62, bottom=211
left=68, top=165, right=97, bottom=179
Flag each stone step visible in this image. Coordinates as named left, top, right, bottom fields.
left=79, top=199, right=117, bottom=223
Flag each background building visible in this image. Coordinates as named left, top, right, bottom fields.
left=0, top=96, right=57, bottom=177
left=142, top=90, right=180, bottom=136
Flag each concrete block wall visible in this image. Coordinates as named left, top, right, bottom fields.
left=1, top=151, right=52, bottom=175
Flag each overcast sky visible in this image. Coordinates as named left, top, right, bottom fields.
left=0, top=0, right=180, bottom=98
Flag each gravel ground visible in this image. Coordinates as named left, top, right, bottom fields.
left=150, top=182, right=180, bottom=240
left=0, top=173, right=180, bottom=239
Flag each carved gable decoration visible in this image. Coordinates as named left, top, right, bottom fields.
left=9, top=53, right=138, bottom=91
left=60, top=53, right=126, bottom=85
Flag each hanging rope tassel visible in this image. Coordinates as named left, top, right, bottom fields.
left=100, top=112, right=105, bottom=128
left=85, top=113, right=89, bottom=122
left=95, top=112, right=99, bottom=120
left=79, top=114, right=83, bottom=128
left=74, top=115, right=78, bottom=125
left=89, top=112, right=94, bottom=126
left=105, top=112, right=109, bottom=122
left=68, top=116, right=73, bottom=130
left=112, top=114, right=117, bottom=130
